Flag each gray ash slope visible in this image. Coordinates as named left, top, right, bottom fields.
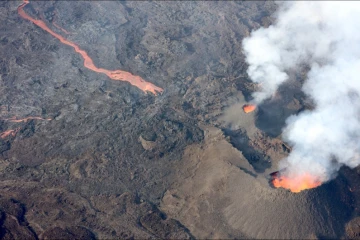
left=0, top=1, right=359, bottom=239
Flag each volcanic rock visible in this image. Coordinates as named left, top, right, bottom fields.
left=41, top=226, right=96, bottom=240
left=0, top=197, right=36, bottom=240
left=161, top=125, right=355, bottom=239
left=0, top=0, right=359, bottom=239
left=138, top=135, right=156, bottom=150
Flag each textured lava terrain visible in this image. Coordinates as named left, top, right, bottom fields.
left=1, top=1, right=360, bottom=239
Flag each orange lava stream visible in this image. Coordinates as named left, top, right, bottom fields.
left=18, top=0, right=163, bottom=95
left=0, top=128, right=20, bottom=139
left=53, top=22, right=71, bottom=35
left=0, top=117, right=50, bottom=139
left=2, top=116, right=51, bottom=123
left=243, top=104, right=257, bottom=113
left=272, top=173, right=322, bottom=193
left=52, top=11, right=71, bottom=35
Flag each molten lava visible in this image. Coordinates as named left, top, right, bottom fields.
left=51, top=11, right=71, bottom=35
left=0, top=116, right=51, bottom=139
left=53, top=21, right=71, bottom=35
left=270, top=171, right=322, bottom=193
left=18, top=0, right=163, bottom=95
left=243, top=104, right=257, bottom=113
left=3, top=116, right=51, bottom=123
left=0, top=128, right=20, bottom=139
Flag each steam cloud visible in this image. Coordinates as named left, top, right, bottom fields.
left=243, top=1, right=360, bottom=183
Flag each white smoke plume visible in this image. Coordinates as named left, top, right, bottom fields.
left=242, top=1, right=360, bottom=183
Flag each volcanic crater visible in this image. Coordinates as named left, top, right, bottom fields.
left=0, top=1, right=359, bottom=239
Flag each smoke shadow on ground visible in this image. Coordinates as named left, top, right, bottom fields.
left=308, top=168, right=356, bottom=239
left=223, top=128, right=271, bottom=173
left=254, top=80, right=307, bottom=138
left=235, top=77, right=256, bottom=103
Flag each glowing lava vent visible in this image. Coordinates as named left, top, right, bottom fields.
left=242, top=104, right=256, bottom=113
left=270, top=170, right=322, bottom=193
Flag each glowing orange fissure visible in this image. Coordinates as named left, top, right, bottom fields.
left=271, top=171, right=322, bottom=193
left=243, top=104, right=257, bottom=113
left=18, top=0, right=163, bottom=95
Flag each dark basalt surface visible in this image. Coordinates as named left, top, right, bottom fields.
left=1, top=1, right=360, bottom=239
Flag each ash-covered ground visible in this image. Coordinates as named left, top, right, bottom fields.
left=1, top=1, right=360, bottom=239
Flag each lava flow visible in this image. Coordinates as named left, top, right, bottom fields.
left=243, top=104, right=257, bottom=113
left=270, top=171, right=322, bottom=193
left=18, top=0, right=163, bottom=95
left=0, top=117, right=51, bottom=139
left=0, top=128, right=20, bottom=139
left=51, top=11, right=71, bottom=35
left=3, top=116, right=51, bottom=123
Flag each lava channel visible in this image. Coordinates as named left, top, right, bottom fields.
left=3, top=116, right=51, bottom=123
left=0, top=128, right=20, bottom=139
left=18, top=0, right=163, bottom=95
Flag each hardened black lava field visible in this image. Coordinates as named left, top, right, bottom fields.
left=1, top=1, right=360, bottom=239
